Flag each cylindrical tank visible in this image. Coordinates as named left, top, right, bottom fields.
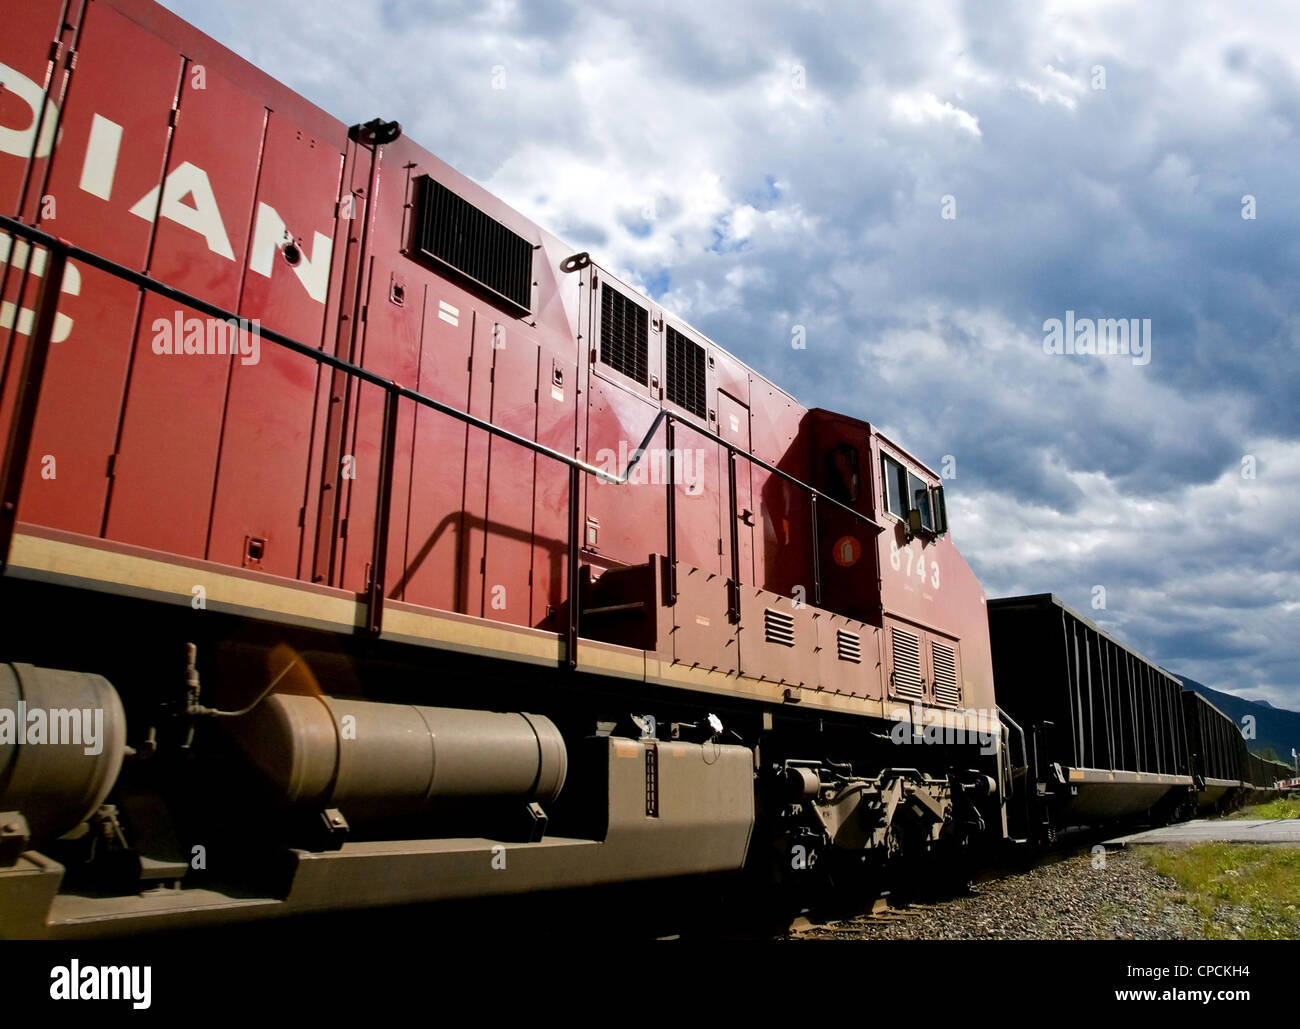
left=0, top=663, right=127, bottom=843
left=229, top=693, right=567, bottom=818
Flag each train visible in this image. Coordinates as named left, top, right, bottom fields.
left=0, top=0, right=1292, bottom=939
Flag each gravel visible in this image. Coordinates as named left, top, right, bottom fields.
left=788, top=848, right=1203, bottom=940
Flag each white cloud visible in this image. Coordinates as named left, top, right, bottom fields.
left=889, top=91, right=983, bottom=136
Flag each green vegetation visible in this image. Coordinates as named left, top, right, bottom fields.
left=1142, top=844, right=1300, bottom=940
left=1227, top=797, right=1300, bottom=820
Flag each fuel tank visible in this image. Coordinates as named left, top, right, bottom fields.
left=227, top=694, right=568, bottom=818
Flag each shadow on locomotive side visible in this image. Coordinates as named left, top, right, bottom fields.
left=0, top=0, right=1291, bottom=939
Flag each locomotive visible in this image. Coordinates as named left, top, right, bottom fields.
left=0, top=0, right=1288, bottom=939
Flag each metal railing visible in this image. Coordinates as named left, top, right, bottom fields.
left=0, top=213, right=883, bottom=668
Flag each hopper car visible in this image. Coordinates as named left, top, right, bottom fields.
left=990, top=594, right=1288, bottom=841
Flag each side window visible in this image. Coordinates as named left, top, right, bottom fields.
left=908, top=471, right=933, bottom=531
left=882, top=455, right=907, bottom=518
left=883, top=451, right=947, bottom=536
left=825, top=443, right=860, bottom=505
left=932, top=484, right=948, bottom=535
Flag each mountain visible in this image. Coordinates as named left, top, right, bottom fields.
left=1177, top=676, right=1300, bottom=767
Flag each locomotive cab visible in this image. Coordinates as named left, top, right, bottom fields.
left=809, top=409, right=949, bottom=626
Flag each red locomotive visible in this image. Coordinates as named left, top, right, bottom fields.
left=0, top=0, right=1284, bottom=938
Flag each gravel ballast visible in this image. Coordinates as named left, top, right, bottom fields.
left=789, top=848, right=1203, bottom=940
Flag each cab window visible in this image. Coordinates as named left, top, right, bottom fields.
left=932, top=484, right=948, bottom=534
left=825, top=443, right=860, bottom=505
left=882, top=452, right=946, bottom=536
left=882, top=455, right=908, bottom=518
left=908, top=471, right=933, bottom=531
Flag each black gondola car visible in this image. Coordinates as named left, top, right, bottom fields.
left=989, top=594, right=1194, bottom=840
left=1263, top=757, right=1295, bottom=790
left=1244, top=753, right=1290, bottom=802
left=1182, top=690, right=1250, bottom=812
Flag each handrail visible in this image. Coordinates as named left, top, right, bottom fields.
left=0, top=214, right=884, bottom=667
left=0, top=215, right=649, bottom=484
left=997, top=705, right=1027, bottom=771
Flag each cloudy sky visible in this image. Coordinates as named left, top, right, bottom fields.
left=159, top=0, right=1299, bottom=709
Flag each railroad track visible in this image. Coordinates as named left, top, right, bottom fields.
left=774, top=826, right=1135, bottom=938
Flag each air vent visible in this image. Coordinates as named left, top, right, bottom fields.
left=764, top=608, right=795, bottom=647
left=414, top=175, right=533, bottom=314
left=599, top=284, right=648, bottom=384
left=836, top=629, right=862, bottom=663
left=890, top=628, right=923, bottom=701
left=932, top=641, right=961, bottom=707
left=666, top=326, right=707, bottom=418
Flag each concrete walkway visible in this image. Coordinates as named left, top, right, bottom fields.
left=1106, top=819, right=1300, bottom=846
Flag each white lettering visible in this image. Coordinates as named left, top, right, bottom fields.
left=247, top=202, right=332, bottom=303
left=129, top=161, right=235, bottom=260
left=79, top=114, right=124, bottom=201
left=0, top=62, right=58, bottom=159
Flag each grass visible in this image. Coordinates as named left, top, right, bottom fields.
left=1226, top=796, right=1300, bottom=820
left=1141, top=843, right=1300, bottom=940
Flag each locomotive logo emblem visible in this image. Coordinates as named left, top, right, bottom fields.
left=832, top=535, right=861, bottom=567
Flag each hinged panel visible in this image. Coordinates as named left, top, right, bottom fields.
left=888, top=624, right=925, bottom=702
left=931, top=638, right=962, bottom=707
left=738, top=585, right=814, bottom=687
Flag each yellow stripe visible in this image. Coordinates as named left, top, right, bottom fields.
left=8, top=532, right=362, bottom=626
left=382, top=606, right=561, bottom=664
left=8, top=532, right=967, bottom=724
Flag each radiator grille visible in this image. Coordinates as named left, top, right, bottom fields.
left=414, top=175, right=532, bottom=313
left=764, top=608, right=795, bottom=647
left=932, top=641, right=961, bottom=706
left=836, top=629, right=862, bottom=663
left=891, top=628, right=924, bottom=701
left=665, top=326, right=707, bottom=418
left=599, top=284, right=648, bottom=384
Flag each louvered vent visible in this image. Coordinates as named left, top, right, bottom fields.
left=414, top=176, right=533, bottom=313
left=836, top=629, right=862, bottom=663
left=666, top=326, right=707, bottom=418
left=932, top=641, right=961, bottom=707
left=764, top=608, right=795, bottom=647
left=599, top=284, right=648, bottom=384
left=890, top=628, right=923, bottom=701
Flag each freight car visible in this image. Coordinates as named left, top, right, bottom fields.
left=1262, top=757, right=1294, bottom=792
left=990, top=594, right=1283, bottom=839
left=1245, top=755, right=1292, bottom=804
left=1182, top=690, right=1252, bottom=813
left=0, top=0, right=1004, bottom=938
left=988, top=594, right=1196, bottom=841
